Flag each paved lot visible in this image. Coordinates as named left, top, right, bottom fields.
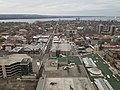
left=44, top=77, right=95, bottom=90
left=0, top=79, right=38, bottom=90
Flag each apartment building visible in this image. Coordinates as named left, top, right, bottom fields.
left=0, top=54, right=33, bottom=78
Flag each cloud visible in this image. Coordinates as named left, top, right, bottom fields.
left=0, top=0, right=120, bottom=16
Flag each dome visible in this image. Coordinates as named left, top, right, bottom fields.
left=88, top=68, right=102, bottom=75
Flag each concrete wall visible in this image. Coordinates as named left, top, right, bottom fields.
left=1, top=65, right=7, bottom=78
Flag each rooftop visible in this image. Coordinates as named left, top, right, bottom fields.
left=51, top=43, right=71, bottom=52
left=104, top=48, right=120, bottom=54
left=44, top=78, right=94, bottom=90
left=49, top=56, right=81, bottom=65
left=0, top=54, right=32, bottom=65
left=20, top=58, right=31, bottom=65
left=38, top=38, right=48, bottom=43
left=82, top=53, right=120, bottom=90
left=24, top=44, right=43, bottom=51
left=10, top=46, right=23, bottom=52
left=94, top=78, right=114, bottom=90
left=44, top=56, right=84, bottom=77
left=45, top=58, right=58, bottom=71
left=33, top=35, right=50, bottom=39
left=0, top=50, right=9, bottom=57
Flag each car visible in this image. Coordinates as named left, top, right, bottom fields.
left=63, top=66, right=69, bottom=70
left=68, top=65, right=74, bottom=68
left=69, top=63, right=75, bottom=66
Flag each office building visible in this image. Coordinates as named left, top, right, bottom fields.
left=110, top=25, right=116, bottom=35
left=20, top=58, right=32, bottom=75
left=0, top=54, right=33, bottom=78
left=98, top=24, right=104, bottom=34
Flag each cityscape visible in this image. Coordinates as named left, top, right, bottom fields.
left=0, top=0, right=120, bottom=90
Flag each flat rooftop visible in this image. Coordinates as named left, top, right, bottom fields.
left=0, top=54, right=32, bottom=65
left=20, top=58, right=31, bottom=65
left=24, top=44, right=43, bottom=51
left=44, top=56, right=86, bottom=77
left=82, top=53, right=120, bottom=90
left=0, top=51, right=8, bottom=57
left=59, top=56, right=81, bottom=65
left=44, top=78, right=95, bottom=90
left=33, top=35, right=50, bottom=39
left=48, top=56, right=81, bottom=65
left=51, top=43, right=71, bottom=52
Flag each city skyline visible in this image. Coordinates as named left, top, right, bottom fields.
left=0, top=0, right=120, bottom=16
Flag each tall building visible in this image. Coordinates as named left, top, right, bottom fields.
left=20, top=58, right=32, bottom=75
left=108, top=26, right=111, bottom=32
left=110, top=25, right=116, bottom=35
left=98, top=24, right=104, bottom=34
left=0, top=54, right=33, bottom=78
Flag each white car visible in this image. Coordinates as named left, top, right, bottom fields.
left=63, top=66, right=69, bottom=70
left=69, top=63, right=75, bottom=66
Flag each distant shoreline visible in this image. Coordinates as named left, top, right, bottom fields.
left=0, top=14, right=119, bottom=20
left=0, top=17, right=119, bottom=23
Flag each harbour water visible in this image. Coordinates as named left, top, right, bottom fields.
left=0, top=16, right=120, bottom=23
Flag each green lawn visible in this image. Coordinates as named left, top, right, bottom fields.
left=48, top=56, right=81, bottom=65
left=83, top=53, right=120, bottom=90
left=48, top=56, right=57, bottom=60
left=67, top=56, right=81, bottom=65
left=58, top=57, right=68, bottom=62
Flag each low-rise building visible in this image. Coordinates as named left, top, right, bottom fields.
left=65, top=29, right=78, bottom=37
left=23, top=44, right=44, bottom=54
left=50, top=43, right=72, bottom=56
left=103, top=49, right=120, bottom=63
left=32, top=35, right=50, bottom=42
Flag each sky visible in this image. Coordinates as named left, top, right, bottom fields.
left=0, top=0, right=120, bottom=16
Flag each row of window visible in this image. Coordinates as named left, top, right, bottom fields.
left=0, top=73, right=3, bottom=76
left=0, top=62, right=32, bottom=78
left=6, top=66, right=21, bottom=71
left=6, top=64, right=21, bottom=78
left=0, top=75, right=3, bottom=78
left=0, top=67, right=3, bottom=78
left=5, top=63, right=20, bottom=69
left=7, top=71, right=21, bottom=77
left=0, top=68, right=3, bottom=78
left=6, top=69, right=21, bottom=74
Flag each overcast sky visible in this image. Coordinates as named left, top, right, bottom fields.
left=0, top=0, right=120, bottom=16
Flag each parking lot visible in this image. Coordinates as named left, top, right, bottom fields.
left=44, top=77, right=95, bottom=90
left=0, top=79, right=38, bottom=90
